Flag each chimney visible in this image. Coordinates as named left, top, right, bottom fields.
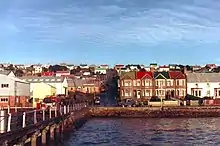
left=183, top=66, right=187, bottom=75
left=150, top=67, right=155, bottom=72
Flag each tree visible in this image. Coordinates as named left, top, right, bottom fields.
left=49, top=65, right=68, bottom=72
left=15, top=69, right=24, bottom=77
left=42, top=67, right=48, bottom=72
left=5, top=64, right=15, bottom=71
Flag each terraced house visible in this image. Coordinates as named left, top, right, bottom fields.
left=119, top=71, right=186, bottom=100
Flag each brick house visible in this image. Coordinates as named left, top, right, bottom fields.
left=119, top=71, right=187, bottom=100
left=68, top=78, right=101, bottom=94
left=168, top=71, right=186, bottom=99
left=154, top=71, right=186, bottom=99
left=119, top=71, right=136, bottom=99
left=154, top=71, right=170, bottom=99
left=136, top=71, right=154, bottom=100
left=0, top=74, right=30, bottom=107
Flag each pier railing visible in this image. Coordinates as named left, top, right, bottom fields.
left=0, top=102, right=89, bottom=134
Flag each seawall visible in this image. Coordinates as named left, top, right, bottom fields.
left=89, top=107, right=220, bottom=118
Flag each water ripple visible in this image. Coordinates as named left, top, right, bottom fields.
left=64, top=118, right=220, bottom=146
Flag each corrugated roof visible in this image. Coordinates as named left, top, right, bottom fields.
left=20, top=76, right=65, bottom=83
left=187, top=73, right=220, bottom=83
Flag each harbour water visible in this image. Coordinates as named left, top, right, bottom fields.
left=64, top=118, right=220, bottom=146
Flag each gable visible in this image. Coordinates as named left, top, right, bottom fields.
left=169, top=71, right=185, bottom=79
left=155, top=74, right=167, bottom=79
left=154, top=72, right=169, bottom=79
left=120, top=71, right=136, bottom=80
left=142, top=72, right=153, bottom=79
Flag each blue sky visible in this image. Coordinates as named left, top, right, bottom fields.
left=1, top=0, right=220, bottom=65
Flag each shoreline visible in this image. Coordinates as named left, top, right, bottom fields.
left=89, top=106, right=220, bottom=118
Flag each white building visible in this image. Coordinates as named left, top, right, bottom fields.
left=0, top=70, right=15, bottom=77
left=159, top=66, right=170, bottom=72
left=187, top=73, right=220, bottom=98
left=94, top=67, right=107, bottom=74
left=33, top=64, right=43, bottom=74
left=56, top=71, right=70, bottom=77
left=0, top=74, right=30, bottom=107
left=21, top=76, right=68, bottom=96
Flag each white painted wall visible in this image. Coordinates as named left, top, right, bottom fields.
left=187, top=82, right=220, bottom=98
left=47, top=78, right=68, bottom=95
left=0, top=75, right=30, bottom=96
left=94, top=69, right=106, bottom=74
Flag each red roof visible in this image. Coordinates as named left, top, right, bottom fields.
left=169, top=71, right=185, bottom=79
left=136, top=71, right=153, bottom=79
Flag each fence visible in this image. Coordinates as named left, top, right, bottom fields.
left=0, top=102, right=88, bottom=134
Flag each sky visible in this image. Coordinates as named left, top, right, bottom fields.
left=1, top=0, right=220, bottom=66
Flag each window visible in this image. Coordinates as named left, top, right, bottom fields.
left=0, top=98, right=8, bottom=102
left=124, top=80, right=131, bottom=86
left=156, top=90, right=165, bottom=96
left=198, top=91, right=201, bottom=96
left=145, top=90, right=151, bottom=96
left=167, top=80, right=171, bottom=86
left=137, top=80, right=141, bottom=86
left=176, top=80, right=179, bottom=86
left=142, top=80, right=145, bottom=86
left=182, top=80, right=185, bottom=86
left=156, top=80, right=159, bottom=86
left=145, top=79, right=151, bottom=86
left=1, top=84, right=9, bottom=88
left=177, top=90, right=179, bottom=96
left=182, top=90, right=185, bottom=96
left=121, top=90, right=124, bottom=96
left=125, top=89, right=131, bottom=96
left=133, top=80, right=136, bottom=86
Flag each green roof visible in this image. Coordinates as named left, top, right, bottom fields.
left=154, top=71, right=169, bottom=79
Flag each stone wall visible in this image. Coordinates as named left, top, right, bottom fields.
left=89, top=107, right=220, bottom=118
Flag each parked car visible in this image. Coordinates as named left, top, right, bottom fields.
left=94, top=96, right=100, bottom=105
left=119, top=99, right=136, bottom=107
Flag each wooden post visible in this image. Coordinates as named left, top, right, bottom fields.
left=7, top=113, right=11, bottom=132
left=41, top=130, right=47, bottom=145
left=49, top=107, right=52, bottom=119
left=31, top=135, right=37, bottom=146
left=43, top=109, right=45, bottom=121
left=2, top=140, right=8, bottom=146
left=34, top=110, right=37, bottom=124
left=50, top=126, right=55, bottom=141
left=60, top=123, right=64, bottom=141
left=55, top=125, right=60, bottom=142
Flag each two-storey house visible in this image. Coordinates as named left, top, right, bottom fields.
left=136, top=71, right=153, bottom=100
left=168, top=71, right=186, bottom=99
left=119, top=71, right=136, bottom=100
left=187, top=73, right=220, bottom=98
left=154, top=71, right=170, bottom=99
left=0, top=74, right=30, bottom=107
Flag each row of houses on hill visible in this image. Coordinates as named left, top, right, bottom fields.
left=119, top=71, right=220, bottom=100
left=0, top=71, right=103, bottom=108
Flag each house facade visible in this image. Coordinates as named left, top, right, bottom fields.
left=0, top=74, right=30, bottom=107
left=32, top=82, right=56, bottom=107
left=68, top=78, right=101, bottom=94
left=187, top=73, right=220, bottom=98
left=119, top=71, right=187, bottom=100
left=21, top=76, right=68, bottom=96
